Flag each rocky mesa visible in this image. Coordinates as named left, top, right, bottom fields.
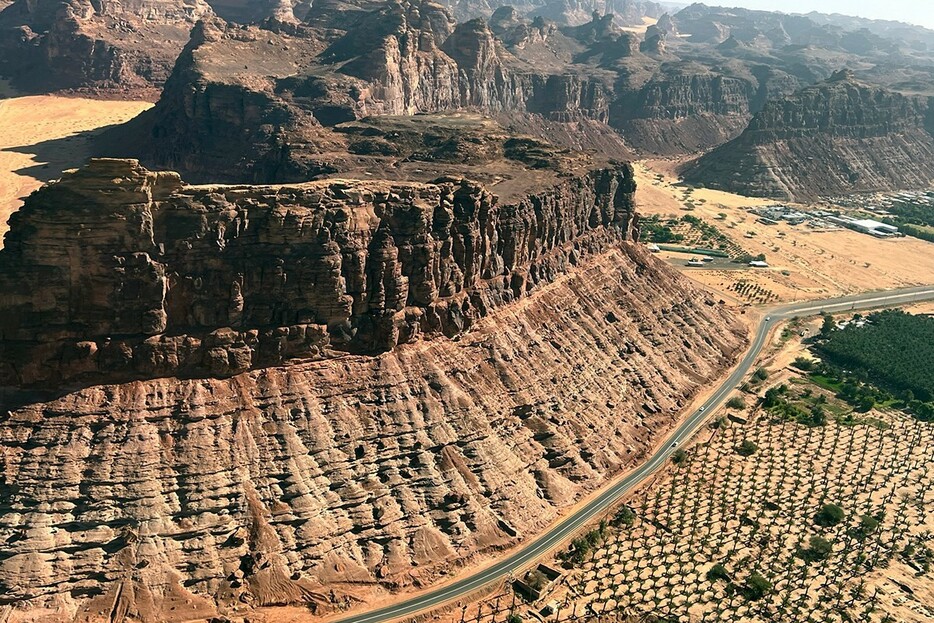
left=0, top=0, right=214, bottom=94
left=0, top=158, right=638, bottom=389
left=683, top=70, right=934, bottom=200
left=112, top=2, right=803, bottom=183
left=0, top=158, right=747, bottom=622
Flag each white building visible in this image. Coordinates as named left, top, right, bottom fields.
left=849, top=219, right=900, bottom=237
left=827, top=217, right=900, bottom=238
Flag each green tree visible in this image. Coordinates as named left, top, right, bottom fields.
left=793, top=357, right=814, bottom=371
left=706, top=563, right=731, bottom=583
left=743, top=573, right=772, bottom=600
left=736, top=440, right=758, bottom=457
left=763, top=387, right=782, bottom=409
left=808, top=404, right=827, bottom=427
left=815, top=503, right=845, bottom=527
left=820, top=313, right=836, bottom=337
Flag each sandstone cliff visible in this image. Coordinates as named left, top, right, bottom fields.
left=0, top=159, right=746, bottom=622
left=531, top=0, right=664, bottom=27
left=683, top=71, right=934, bottom=200
left=611, top=64, right=760, bottom=154
left=205, top=0, right=304, bottom=23
left=0, top=0, right=213, bottom=93
left=109, top=0, right=828, bottom=177
left=0, top=158, right=637, bottom=389
left=113, top=9, right=622, bottom=184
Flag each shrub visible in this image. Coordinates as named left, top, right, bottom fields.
left=753, top=367, right=769, bottom=381
left=562, top=536, right=593, bottom=565
left=507, top=614, right=522, bottom=623
left=613, top=506, right=636, bottom=527
left=726, top=396, right=746, bottom=410
left=736, top=440, right=758, bottom=456
left=815, top=503, right=845, bottom=527
left=857, top=514, right=880, bottom=537
left=585, top=528, right=602, bottom=548
left=671, top=449, right=688, bottom=465
left=792, top=357, right=814, bottom=371
left=706, top=563, right=731, bottom=583
left=743, top=573, right=772, bottom=600
left=803, top=536, right=833, bottom=562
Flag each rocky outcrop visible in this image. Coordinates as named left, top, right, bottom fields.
left=683, top=71, right=934, bottom=200
left=0, top=158, right=637, bottom=389
left=0, top=0, right=213, bottom=93
left=672, top=3, right=835, bottom=47
left=611, top=66, right=760, bottom=154
left=113, top=8, right=619, bottom=183
left=87, top=0, right=933, bottom=174
left=0, top=251, right=746, bottom=622
left=204, top=0, right=303, bottom=23
left=0, top=152, right=748, bottom=621
left=532, top=0, right=664, bottom=27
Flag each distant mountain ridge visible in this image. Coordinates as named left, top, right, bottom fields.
left=683, top=70, right=934, bottom=200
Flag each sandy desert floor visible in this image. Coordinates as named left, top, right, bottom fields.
left=0, top=94, right=151, bottom=245
left=634, top=160, right=934, bottom=303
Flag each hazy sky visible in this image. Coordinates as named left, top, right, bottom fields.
left=704, top=1, right=934, bottom=30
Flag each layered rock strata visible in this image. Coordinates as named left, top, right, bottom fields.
left=0, top=160, right=746, bottom=620
left=111, top=1, right=824, bottom=181
left=0, top=0, right=213, bottom=92
left=611, top=67, right=762, bottom=155
left=683, top=71, right=934, bottom=200
left=118, top=11, right=621, bottom=184
left=0, top=158, right=637, bottom=389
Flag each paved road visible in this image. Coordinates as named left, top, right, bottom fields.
left=333, top=285, right=934, bottom=623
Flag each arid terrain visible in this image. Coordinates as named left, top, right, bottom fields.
left=634, top=160, right=934, bottom=304
left=1, top=1, right=934, bottom=622
left=0, top=94, right=151, bottom=242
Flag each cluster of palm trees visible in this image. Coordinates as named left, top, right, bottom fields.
left=729, top=280, right=778, bottom=304
left=464, top=410, right=934, bottom=623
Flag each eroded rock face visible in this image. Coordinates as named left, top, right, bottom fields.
left=114, top=10, right=623, bottom=183
left=612, top=67, right=760, bottom=154
left=683, top=71, right=934, bottom=200
left=0, top=152, right=749, bottom=622
left=111, top=0, right=824, bottom=176
left=0, top=0, right=213, bottom=92
left=0, top=158, right=637, bottom=389
left=205, top=0, right=302, bottom=23
left=531, top=0, right=664, bottom=27
left=0, top=239, right=745, bottom=623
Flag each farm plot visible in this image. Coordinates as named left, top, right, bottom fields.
left=453, top=411, right=934, bottom=623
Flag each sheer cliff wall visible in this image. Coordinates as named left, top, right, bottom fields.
left=0, top=158, right=637, bottom=388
